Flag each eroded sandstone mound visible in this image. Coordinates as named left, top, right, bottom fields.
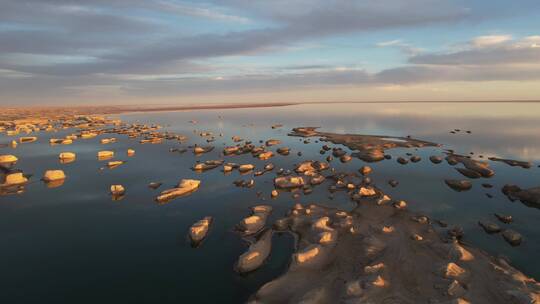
left=288, top=127, right=439, bottom=162
left=250, top=193, right=540, bottom=304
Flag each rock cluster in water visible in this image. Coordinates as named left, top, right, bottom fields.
left=1, top=110, right=539, bottom=303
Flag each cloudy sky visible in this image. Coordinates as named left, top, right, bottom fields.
left=1, top=0, right=540, bottom=105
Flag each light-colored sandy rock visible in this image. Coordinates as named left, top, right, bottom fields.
left=359, top=166, right=373, bottom=175
left=19, top=136, right=37, bottom=143
left=258, top=151, right=274, bottom=160
left=0, top=154, right=18, bottom=164
left=359, top=187, right=377, bottom=197
left=364, top=263, right=385, bottom=274
left=223, top=146, right=240, bottom=155
left=312, top=217, right=333, bottom=231
left=442, top=262, right=467, bottom=279
left=236, top=229, right=273, bottom=273
left=382, top=226, right=394, bottom=233
left=274, top=176, right=305, bottom=189
left=394, top=200, right=407, bottom=209
left=411, top=233, right=423, bottom=241
left=100, top=138, right=116, bottom=144
left=43, top=170, right=66, bottom=182
left=265, top=139, right=281, bottom=146
left=238, top=205, right=272, bottom=235
left=81, top=132, right=97, bottom=139
left=155, top=179, right=201, bottom=203
left=110, top=184, right=125, bottom=195
left=193, top=146, right=214, bottom=154
left=59, top=152, right=76, bottom=160
left=239, top=164, right=255, bottom=173
left=318, top=231, right=337, bottom=245
left=3, top=172, right=28, bottom=185
left=107, top=160, right=124, bottom=168
left=376, top=194, right=392, bottom=205
left=295, top=160, right=329, bottom=173
left=294, top=244, right=321, bottom=264
left=97, top=150, right=114, bottom=159
left=189, top=216, right=213, bottom=244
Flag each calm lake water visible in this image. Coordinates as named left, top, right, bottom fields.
left=1, top=102, right=539, bottom=303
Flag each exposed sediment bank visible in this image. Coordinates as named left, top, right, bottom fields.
left=289, top=127, right=439, bottom=162
left=250, top=195, right=540, bottom=303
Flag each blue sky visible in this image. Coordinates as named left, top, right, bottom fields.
left=1, top=0, right=540, bottom=105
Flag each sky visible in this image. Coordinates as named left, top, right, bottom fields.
left=1, top=0, right=540, bottom=105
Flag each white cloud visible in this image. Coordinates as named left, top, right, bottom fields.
left=410, top=34, right=540, bottom=65
left=376, top=40, right=403, bottom=47
left=376, top=39, right=423, bottom=56
left=516, top=35, right=540, bottom=48
left=470, top=35, right=512, bottom=48
left=155, top=1, right=250, bottom=23
left=0, top=68, right=33, bottom=79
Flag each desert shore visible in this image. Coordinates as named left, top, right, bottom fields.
left=3, top=100, right=540, bottom=121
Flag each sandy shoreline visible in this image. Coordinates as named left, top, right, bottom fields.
left=3, top=100, right=540, bottom=120
left=111, top=102, right=297, bottom=115
left=0, top=102, right=295, bottom=120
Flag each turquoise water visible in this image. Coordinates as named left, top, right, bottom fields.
left=1, top=102, right=539, bottom=303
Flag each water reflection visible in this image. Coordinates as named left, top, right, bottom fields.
left=45, top=179, right=65, bottom=189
